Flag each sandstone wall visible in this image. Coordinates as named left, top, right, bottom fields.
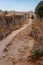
left=0, top=12, right=27, bottom=40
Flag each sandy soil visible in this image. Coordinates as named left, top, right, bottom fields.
left=0, top=19, right=35, bottom=65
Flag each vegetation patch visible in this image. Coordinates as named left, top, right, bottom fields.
left=35, top=1, right=43, bottom=18
left=28, top=49, right=43, bottom=62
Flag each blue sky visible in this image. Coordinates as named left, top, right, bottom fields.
left=0, top=0, right=41, bottom=11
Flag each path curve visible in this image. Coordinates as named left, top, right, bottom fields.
left=0, top=19, right=32, bottom=57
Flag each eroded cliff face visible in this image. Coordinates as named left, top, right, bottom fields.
left=0, top=11, right=27, bottom=40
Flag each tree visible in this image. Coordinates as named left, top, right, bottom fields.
left=4, top=11, right=8, bottom=14
left=35, top=1, right=43, bottom=18
left=31, top=15, right=34, bottom=19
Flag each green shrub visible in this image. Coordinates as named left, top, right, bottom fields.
left=31, top=15, right=34, bottom=19
left=35, top=1, right=43, bottom=18
left=4, top=11, right=8, bottom=14
left=30, top=49, right=40, bottom=60
left=28, top=49, right=43, bottom=61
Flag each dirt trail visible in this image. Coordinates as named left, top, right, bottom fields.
left=0, top=19, right=32, bottom=58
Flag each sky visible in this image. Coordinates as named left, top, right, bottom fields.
left=0, top=0, right=41, bottom=12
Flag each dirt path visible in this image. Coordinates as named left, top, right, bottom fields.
left=0, top=19, right=32, bottom=57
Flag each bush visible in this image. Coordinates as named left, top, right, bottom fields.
left=28, top=49, right=43, bottom=61
left=31, top=15, right=34, bottom=19
left=4, top=11, right=8, bottom=14
left=35, top=1, right=43, bottom=18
